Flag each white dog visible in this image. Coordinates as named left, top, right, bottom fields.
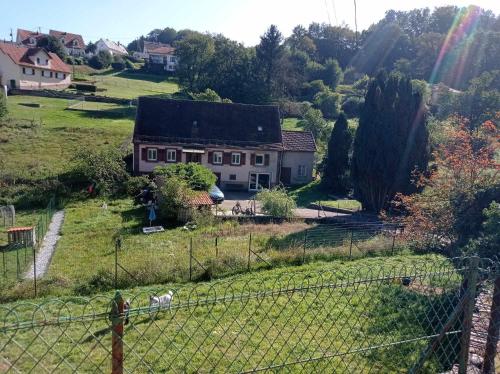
left=149, top=291, right=174, bottom=309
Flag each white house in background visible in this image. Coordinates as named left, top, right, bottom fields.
left=133, top=41, right=178, bottom=71
left=0, top=41, right=71, bottom=89
left=95, top=39, right=128, bottom=56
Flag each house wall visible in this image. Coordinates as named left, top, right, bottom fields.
left=282, top=151, right=315, bottom=185
left=149, top=54, right=178, bottom=71
left=0, top=52, right=20, bottom=88
left=136, top=143, right=280, bottom=190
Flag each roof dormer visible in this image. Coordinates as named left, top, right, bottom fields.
left=29, top=37, right=35, bottom=45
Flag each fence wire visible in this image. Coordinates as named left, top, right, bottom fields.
left=1, top=256, right=499, bottom=373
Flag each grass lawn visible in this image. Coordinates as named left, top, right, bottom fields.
left=289, top=180, right=362, bottom=211
left=0, top=253, right=459, bottom=373
left=282, top=117, right=301, bottom=131
left=72, top=69, right=179, bottom=99
left=0, top=95, right=134, bottom=180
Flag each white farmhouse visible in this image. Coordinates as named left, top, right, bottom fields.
left=0, top=42, right=71, bottom=89
left=95, top=39, right=128, bottom=56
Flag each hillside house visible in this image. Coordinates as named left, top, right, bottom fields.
left=16, top=29, right=86, bottom=56
left=133, top=97, right=316, bottom=190
left=95, top=39, right=128, bottom=56
left=134, top=41, right=178, bottom=72
left=0, top=41, right=71, bottom=89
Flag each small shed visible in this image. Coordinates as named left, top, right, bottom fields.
left=7, top=226, right=35, bottom=246
left=177, top=192, right=213, bottom=223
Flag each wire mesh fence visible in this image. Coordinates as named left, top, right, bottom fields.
left=1, top=257, right=499, bottom=373
left=0, top=197, right=56, bottom=289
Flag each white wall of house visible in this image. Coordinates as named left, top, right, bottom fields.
left=149, top=53, right=178, bottom=71
left=281, top=151, right=315, bottom=185
left=136, top=144, right=280, bottom=190
left=0, top=52, right=20, bottom=88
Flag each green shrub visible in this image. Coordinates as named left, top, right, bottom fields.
left=341, top=96, right=364, bottom=118
left=256, top=187, right=296, bottom=218
left=0, top=91, right=7, bottom=119
left=157, top=176, right=194, bottom=219
left=88, top=50, right=112, bottom=69
left=154, top=163, right=216, bottom=191
left=125, top=175, right=153, bottom=196
left=313, top=89, right=340, bottom=119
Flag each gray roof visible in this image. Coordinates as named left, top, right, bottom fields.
left=282, top=130, right=317, bottom=152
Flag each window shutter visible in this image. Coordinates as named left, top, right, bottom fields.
left=240, top=153, right=246, bottom=165
left=250, top=153, right=255, bottom=166
left=208, top=151, right=213, bottom=164
left=223, top=152, right=231, bottom=165
left=176, top=149, right=182, bottom=163
left=158, top=149, right=166, bottom=162
left=141, top=148, right=147, bottom=160
left=264, top=154, right=270, bottom=166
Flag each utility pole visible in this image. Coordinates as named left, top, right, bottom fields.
left=10, top=28, right=13, bottom=43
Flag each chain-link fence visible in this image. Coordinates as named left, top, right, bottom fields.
left=2, top=256, right=499, bottom=373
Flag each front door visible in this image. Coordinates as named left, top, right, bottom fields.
left=249, top=173, right=271, bottom=191
left=10, top=80, right=16, bottom=89
left=280, top=167, right=291, bottom=185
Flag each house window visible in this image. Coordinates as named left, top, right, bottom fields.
left=45, top=59, right=48, bottom=64
left=31, top=69, right=35, bottom=75
left=22, top=67, right=26, bottom=74
left=50, top=72, right=53, bottom=78
left=41, top=70, right=45, bottom=77
left=63, top=74, right=66, bottom=79
left=213, top=151, right=223, bottom=164
left=29, top=37, right=35, bottom=44
left=298, top=165, right=307, bottom=177
left=229, top=174, right=236, bottom=181
left=166, top=149, right=176, bottom=162
left=255, top=154, right=264, bottom=166
left=147, top=148, right=158, bottom=161
left=231, top=153, right=241, bottom=165
left=36, top=57, right=40, bottom=64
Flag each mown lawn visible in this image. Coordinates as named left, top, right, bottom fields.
left=0, top=253, right=459, bottom=373
left=0, top=95, right=134, bottom=179
left=289, top=180, right=362, bottom=211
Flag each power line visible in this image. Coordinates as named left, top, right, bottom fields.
left=324, top=0, right=332, bottom=25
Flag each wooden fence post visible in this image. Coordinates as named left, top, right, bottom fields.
left=349, top=231, right=354, bottom=259
left=189, top=237, right=193, bottom=281
left=247, top=233, right=252, bottom=271
left=32, top=244, right=37, bottom=298
left=302, top=229, right=308, bottom=264
left=459, top=257, right=480, bottom=374
left=215, top=236, right=218, bottom=258
left=111, top=291, right=124, bottom=374
left=483, top=275, right=500, bottom=374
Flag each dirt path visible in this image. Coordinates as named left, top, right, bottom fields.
left=24, top=210, right=65, bottom=280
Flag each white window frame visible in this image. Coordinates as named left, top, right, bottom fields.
left=231, top=152, right=241, bottom=165
left=147, top=148, right=158, bottom=161
left=298, top=165, right=307, bottom=177
left=213, top=151, right=223, bottom=164
left=255, top=154, right=264, bottom=166
left=166, top=149, right=176, bottom=162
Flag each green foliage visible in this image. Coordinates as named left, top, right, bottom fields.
left=125, top=175, right=153, bottom=197
left=88, top=50, right=113, bottom=69
left=256, top=24, right=285, bottom=101
left=322, top=59, right=343, bottom=89
left=324, top=113, right=352, bottom=194
left=393, top=58, right=412, bottom=76
left=464, top=202, right=500, bottom=259
left=302, top=79, right=328, bottom=100
left=256, top=187, right=296, bottom=218
left=313, top=89, right=340, bottom=119
left=111, top=55, right=125, bottom=70
left=190, top=88, right=231, bottom=102
left=85, top=41, right=97, bottom=54
left=37, top=35, right=67, bottom=59
left=353, top=75, right=370, bottom=91
left=157, top=176, right=193, bottom=219
left=351, top=72, right=429, bottom=212
left=341, top=96, right=364, bottom=118
left=0, top=91, right=7, bottom=119
left=297, top=107, right=328, bottom=142
left=154, top=163, right=216, bottom=191
left=174, top=32, right=215, bottom=91
left=72, top=147, right=128, bottom=195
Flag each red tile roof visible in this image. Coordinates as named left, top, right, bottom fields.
left=17, top=29, right=46, bottom=44
left=0, top=42, right=71, bottom=73
left=144, top=41, right=175, bottom=55
left=282, top=130, right=317, bottom=152
left=7, top=226, right=34, bottom=233
left=187, top=192, right=213, bottom=206
left=49, top=30, right=85, bottom=49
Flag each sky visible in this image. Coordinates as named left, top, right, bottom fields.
left=0, top=0, right=498, bottom=47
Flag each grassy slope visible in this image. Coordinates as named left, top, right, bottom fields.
left=0, top=95, right=134, bottom=179
left=282, top=117, right=301, bottom=131
left=1, top=253, right=456, bottom=373
left=289, top=180, right=362, bottom=210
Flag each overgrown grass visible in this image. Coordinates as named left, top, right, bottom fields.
left=289, top=180, right=362, bottom=210
left=282, top=117, right=301, bottom=131
left=0, top=253, right=459, bottom=373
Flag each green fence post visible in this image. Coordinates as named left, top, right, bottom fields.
left=483, top=274, right=500, bottom=374
left=247, top=233, right=252, bottom=271
left=110, top=291, right=124, bottom=374
left=458, top=257, right=480, bottom=374
left=32, top=245, right=37, bottom=298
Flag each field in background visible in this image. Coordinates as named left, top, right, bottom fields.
left=289, top=180, right=362, bottom=210
left=0, top=95, right=134, bottom=179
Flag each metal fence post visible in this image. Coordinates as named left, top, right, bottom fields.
left=2, top=247, right=5, bottom=278
left=459, top=257, right=480, bottom=374
left=114, top=238, right=121, bottom=290
left=32, top=244, right=37, bottom=298
left=349, top=230, right=354, bottom=259
left=215, top=236, right=218, bottom=258
left=189, top=238, right=193, bottom=281
left=302, top=229, right=308, bottom=264
left=391, top=233, right=396, bottom=255
left=110, top=291, right=124, bottom=374
left=483, top=274, right=500, bottom=374
left=247, top=233, right=252, bottom=271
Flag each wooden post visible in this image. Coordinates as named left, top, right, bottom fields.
left=111, top=291, right=124, bottom=374
left=247, top=233, right=252, bottom=271
left=32, top=244, right=37, bottom=298
left=483, top=275, right=500, bottom=374
left=302, top=229, right=308, bottom=264
left=391, top=234, right=396, bottom=255
left=114, top=238, right=120, bottom=290
left=459, top=257, right=480, bottom=374
left=215, top=236, right=218, bottom=258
